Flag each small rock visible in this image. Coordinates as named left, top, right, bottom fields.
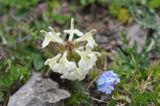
left=95, top=34, right=108, bottom=44
left=0, top=48, right=7, bottom=60
left=35, top=3, right=48, bottom=14
left=8, top=72, right=70, bottom=106
left=107, top=20, right=148, bottom=52
left=126, top=24, right=148, bottom=52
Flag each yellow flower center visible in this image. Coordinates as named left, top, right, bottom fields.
left=106, top=86, right=110, bottom=91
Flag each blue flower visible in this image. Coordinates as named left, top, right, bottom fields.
left=97, top=76, right=105, bottom=85
left=97, top=70, right=120, bottom=94
left=98, top=83, right=114, bottom=94
left=102, top=70, right=118, bottom=78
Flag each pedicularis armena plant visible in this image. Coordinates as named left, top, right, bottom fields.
left=41, top=18, right=101, bottom=81
left=41, top=18, right=120, bottom=95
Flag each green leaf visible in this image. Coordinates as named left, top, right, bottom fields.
left=0, top=64, right=30, bottom=88
left=0, top=92, right=4, bottom=102
left=52, top=13, right=71, bottom=24
left=32, top=53, right=44, bottom=71
left=132, top=92, right=158, bottom=105
left=148, top=0, right=160, bottom=9
left=0, top=0, right=39, bottom=9
left=27, top=46, right=44, bottom=71
left=80, top=0, right=96, bottom=6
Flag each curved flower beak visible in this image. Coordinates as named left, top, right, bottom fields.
left=41, top=27, right=63, bottom=48
left=64, top=29, right=84, bottom=37
left=64, top=18, right=84, bottom=42
left=75, top=29, right=97, bottom=50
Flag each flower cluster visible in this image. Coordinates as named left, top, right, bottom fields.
left=41, top=18, right=101, bottom=81
left=97, top=71, right=120, bottom=94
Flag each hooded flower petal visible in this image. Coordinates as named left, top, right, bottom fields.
left=57, top=51, right=77, bottom=74
left=62, top=68, right=85, bottom=81
left=41, top=27, right=63, bottom=48
left=44, top=53, right=62, bottom=70
left=75, top=29, right=97, bottom=50
left=75, top=49, right=100, bottom=71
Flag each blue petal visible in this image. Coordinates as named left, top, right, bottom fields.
left=105, top=85, right=114, bottom=94
left=98, top=85, right=106, bottom=92
left=102, top=71, right=118, bottom=78
left=105, top=77, right=116, bottom=84
left=97, top=77, right=105, bottom=85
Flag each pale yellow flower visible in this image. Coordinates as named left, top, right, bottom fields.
left=75, top=29, right=97, bottom=50
left=67, top=68, right=85, bottom=81
left=41, top=27, right=63, bottom=48
left=44, top=53, right=62, bottom=68
left=42, top=18, right=100, bottom=81
left=75, top=49, right=101, bottom=72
